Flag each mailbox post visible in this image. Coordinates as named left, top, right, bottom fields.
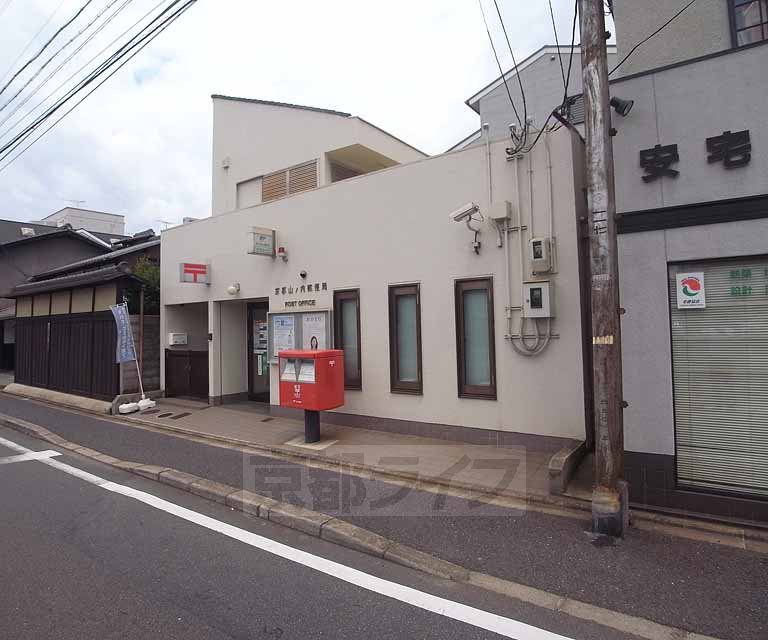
left=278, top=349, right=344, bottom=443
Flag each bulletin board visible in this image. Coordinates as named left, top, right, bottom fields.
left=267, top=310, right=333, bottom=363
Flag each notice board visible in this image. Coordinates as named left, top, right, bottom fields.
left=267, top=310, right=332, bottom=363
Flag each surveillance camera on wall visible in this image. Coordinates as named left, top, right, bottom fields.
left=449, top=203, right=480, bottom=223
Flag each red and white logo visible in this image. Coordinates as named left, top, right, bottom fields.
left=180, top=263, right=210, bottom=284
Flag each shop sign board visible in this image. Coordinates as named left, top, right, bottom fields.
left=676, top=272, right=706, bottom=309
left=249, top=227, right=276, bottom=257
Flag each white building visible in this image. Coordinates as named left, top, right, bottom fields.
left=35, top=207, right=126, bottom=237
left=160, top=96, right=589, bottom=452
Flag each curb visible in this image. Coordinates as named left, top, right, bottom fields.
left=118, top=411, right=768, bottom=546
left=0, top=412, right=729, bottom=640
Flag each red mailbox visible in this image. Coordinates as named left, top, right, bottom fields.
left=278, top=349, right=344, bottom=412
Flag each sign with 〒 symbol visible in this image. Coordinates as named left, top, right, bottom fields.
left=676, top=272, right=706, bottom=309
left=180, top=262, right=210, bottom=284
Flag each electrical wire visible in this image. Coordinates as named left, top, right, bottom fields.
left=0, top=0, right=166, bottom=144
left=0, top=0, right=196, bottom=170
left=0, top=0, right=97, bottom=98
left=0, top=0, right=189, bottom=157
left=609, top=0, right=699, bottom=76
left=477, top=0, right=522, bottom=130
left=0, top=0, right=68, bottom=87
left=561, top=0, right=579, bottom=108
left=547, top=0, right=566, bottom=90
left=0, top=0, right=137, bottom=134
left=0, top=0, right=130, bottom=115
left=492, top=0, right=528, bottom=150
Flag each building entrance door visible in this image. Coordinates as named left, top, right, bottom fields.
left=248, top=300, right=270, bottom=402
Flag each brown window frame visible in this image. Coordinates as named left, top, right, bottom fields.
left=729, top=0, right=768, bottom=47
left=455, top=278, right=497, bottom=400
left=388, top=283, right=422, bottom=395
left=333, top=289, right=362, bottom=390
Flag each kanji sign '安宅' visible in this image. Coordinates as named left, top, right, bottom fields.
left=179, top=262, right=210, bottom=284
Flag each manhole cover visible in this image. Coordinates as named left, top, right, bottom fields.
left=261, top=417, right=274, bottom=422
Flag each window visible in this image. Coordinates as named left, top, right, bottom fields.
left=333, top=289, right=362, bottom=389
left=730, top=0, right=768, bottom=46
left=455, top=278, right=496, bottom=399
left=388, top=284, right=422, bottom=394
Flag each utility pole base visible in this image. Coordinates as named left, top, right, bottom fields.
left=591, top=483, right=628, bottom=538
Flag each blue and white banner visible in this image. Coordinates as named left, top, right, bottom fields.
left=110, top=303, right=136, bottom=364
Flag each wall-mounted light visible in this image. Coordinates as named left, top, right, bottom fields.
left=610, top=96, right=634, bottom=117
left=226, top=283, right=241, bottom=296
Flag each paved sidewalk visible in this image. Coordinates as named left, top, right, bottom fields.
left=0, top=392, right=766, bottom=640
left=129, top=399, right=558, bottom=500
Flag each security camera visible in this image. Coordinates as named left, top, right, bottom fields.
left=299, top=270, right=307, bottom=279
left=449, top=203, right=480, bottom=223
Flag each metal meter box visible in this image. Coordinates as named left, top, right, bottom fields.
left=278, top=349, right=344, bottom=411
left=529, top=237, right=553, bottom=274
left=168, top=332, right=188, bottom=346
left=522, top=281, right=554, bottom=318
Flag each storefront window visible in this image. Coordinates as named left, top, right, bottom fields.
left=455, top=278, right=496, bottom=399
left=388, top=284, right=422, bottom=394
left=333, top=289, right=362, bottom=389
left=669, top=258, right=768, bottom=497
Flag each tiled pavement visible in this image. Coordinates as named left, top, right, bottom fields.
left=131, top=399, right=555, bottom=498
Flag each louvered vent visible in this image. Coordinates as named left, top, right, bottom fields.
left=288, top=160, right=318, bottom=194
left=262, top=170, right=288, bottom=202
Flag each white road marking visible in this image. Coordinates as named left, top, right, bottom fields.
left=0, top=450, right=61, bottom=465
left=0, top=434, right=573, bottom=640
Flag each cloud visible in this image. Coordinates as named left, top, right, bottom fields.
left=0, top=0, right=590, bottom=234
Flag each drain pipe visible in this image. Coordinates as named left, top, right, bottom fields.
left=545, top=129, right=556, bottom=259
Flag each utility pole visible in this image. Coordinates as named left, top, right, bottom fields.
left=578, top=0, right=626, bottom=537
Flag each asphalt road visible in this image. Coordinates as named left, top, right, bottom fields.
left=0, top=427, right=644, bottom=640
left=0, top=394, right=765, bottom=640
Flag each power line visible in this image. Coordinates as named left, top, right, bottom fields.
left=547, top=0, right=566, bottom=90
left=0, top=0, right=166, bottom=144
left=477, top=0, right=522, bottom=129
left=0, top=0, right=130, bottom=115
left=0, top=0, right=188, bottom=158
left=561, top=0, right=579, bottom=106
left=0, top=1, right=197, bottom=172
left=492, top=0, right=528, bottom=149
left=0, top=0, right=68, bottom=87
left=609, top=0, right=698, bottom=76
left=0, top=0, right=97, bottom=99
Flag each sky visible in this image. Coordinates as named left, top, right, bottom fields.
left=0, top=0, right=597, bottom=234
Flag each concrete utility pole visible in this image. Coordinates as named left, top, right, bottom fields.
left=578, top=0, right=626, bottom=537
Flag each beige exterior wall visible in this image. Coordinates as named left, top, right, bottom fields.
left=163, top=132, right=586, bottom=440
left=613, top=0, right=732, bottom=76
left=32, top=294, right=50, bottom=316
left=50, top=291, right=71, bottom=315
left=16, top=297, right=32, bottom=317
left=211, top=97, right=427, bottom=216
left=93, top=284, right=117, bottom=312
left=71, top=288, right=94, bottom=313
